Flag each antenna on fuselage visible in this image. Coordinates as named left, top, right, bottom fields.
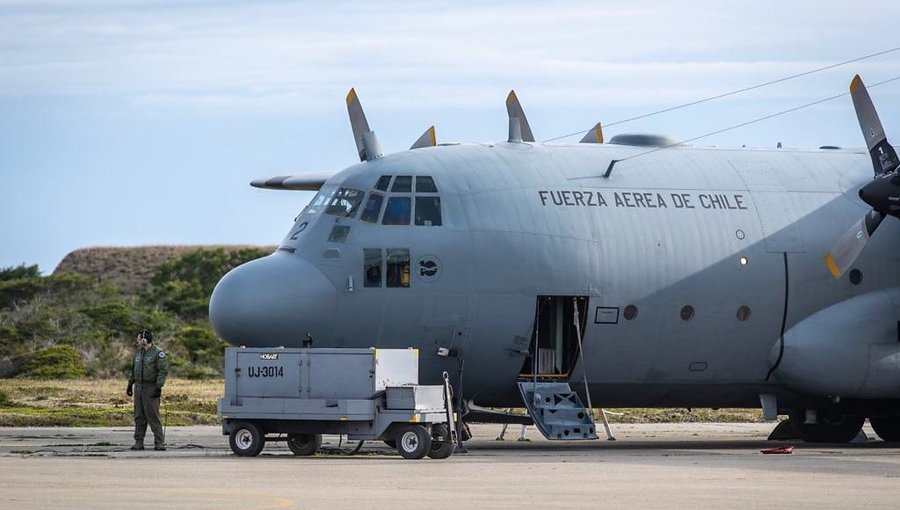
left=506, top=90, right=535, bottom=142
left=346, top=88, right=383, bottom=161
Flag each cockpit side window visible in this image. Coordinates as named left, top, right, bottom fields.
left=382, top=197, right=411, bottom=225
left=325, top=187, right=364, bottom=218
left=364, top=248, right=382, bottom=287
left=361, top=193, right=384, bottom=223
left=386, top=249, right=410, bottom=288
left=391, top=175, right=412, bottom=192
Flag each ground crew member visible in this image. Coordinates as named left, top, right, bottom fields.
left=126, top=329, right=168, bottom=451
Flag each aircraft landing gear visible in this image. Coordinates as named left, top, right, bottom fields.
left=870, top=416, right=900, bottom=442
left=789, top=408, right=864, bottom=443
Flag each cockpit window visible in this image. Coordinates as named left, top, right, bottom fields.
left=391, top=175, right=412, bottom=192
left=325, top=187, right=364, bottom=218
left=364, top=249, right=382, bottom=287
left=386, top=249, right=410, bottom=288
left=297, top=186, right=337, bottom=219
left=415, top=176, right=438, bottom=193
left=328, top=225, right=350, bottom=243
left=415, top=197, right=442, bottom=226
left=360, top=193, right=384, bottom=223
left=375, top=175, right=392, bottom=191
left=382, top=197, right=411, bottom=225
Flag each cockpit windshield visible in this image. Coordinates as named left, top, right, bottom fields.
left=297, top=186, right=337, bottom=219
left=325, top=187, right=365, bottom=218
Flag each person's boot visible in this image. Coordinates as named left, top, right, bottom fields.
left=154, top=443, right=166, bottom=451
left=130, top=441, right=145, bottom=450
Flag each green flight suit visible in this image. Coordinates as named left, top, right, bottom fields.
left=128, top=345, right=169, bottom=446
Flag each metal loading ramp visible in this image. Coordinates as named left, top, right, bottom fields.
left=517, top=381, right=598, bottom=440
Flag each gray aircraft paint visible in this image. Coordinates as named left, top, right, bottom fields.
left=210, top=140, right=900, bottom=409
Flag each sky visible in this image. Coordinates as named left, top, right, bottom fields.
left=2, top=0, right=900, bottom=273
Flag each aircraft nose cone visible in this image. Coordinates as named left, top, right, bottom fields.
left=209, top=253, right=336, bottom=347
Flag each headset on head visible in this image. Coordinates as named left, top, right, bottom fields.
left=139, top=330, right=152, bottom=345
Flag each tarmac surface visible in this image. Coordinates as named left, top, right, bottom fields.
left=1, top=422, right=899, bottom=509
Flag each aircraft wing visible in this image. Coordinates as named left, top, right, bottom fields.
left=250, top=170, right=337, bottom=191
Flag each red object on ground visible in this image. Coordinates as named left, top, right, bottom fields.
left=761, top=445, right=795, bottom=454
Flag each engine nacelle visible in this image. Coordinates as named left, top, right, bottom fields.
left=770, top=289, right=900, bottom=399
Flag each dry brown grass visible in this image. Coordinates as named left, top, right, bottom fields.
left=0, top=378, right=222, bottom=427
left=0, top=378, right=764, bottom=427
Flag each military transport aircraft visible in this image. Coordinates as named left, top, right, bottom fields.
left=209, top=76, right=900, bottom=443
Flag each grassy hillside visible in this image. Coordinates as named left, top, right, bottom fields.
left=0, top=246, right=271, bottom=379
left=55, top=245, right=275, bottom=295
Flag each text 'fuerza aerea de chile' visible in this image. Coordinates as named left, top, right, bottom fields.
left=538, top=190, right=748, bottom=210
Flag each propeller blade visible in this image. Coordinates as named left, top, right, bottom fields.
left=410, top=125, right=436, bottom=150
left=346, top=88, right=383, bottom=161
left=579, top=123, right=604, bottom=144
left=825, top=211, right=884, bottom=278
left=505, top=90, right=535, bottom=142
left=850, top=75, right=899, bottom=175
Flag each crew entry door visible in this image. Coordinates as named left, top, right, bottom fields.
left=519, top=296, right=589, bottom=379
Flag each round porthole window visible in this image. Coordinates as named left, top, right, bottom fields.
left=680, top=305, right=695, bottom=321
left=736, top=306, right=751, bottom=321
left=623, top=305, right=638, bottom=321
left=849, top=269, right=862, bottom=285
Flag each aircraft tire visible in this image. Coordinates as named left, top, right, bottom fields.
left=287, top=433, right=321, bottom=456
left=396, top=424, right=431, bottom=460
left=427, top=423, right=455, bottom=459
left=789, top=408, right=864, bottom=443
left=869, top=417, right=900, bottom=442
left=229, top=421, right=265, bottom=457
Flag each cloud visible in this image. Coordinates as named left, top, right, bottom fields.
left=0, top=0, right=899, bottom=113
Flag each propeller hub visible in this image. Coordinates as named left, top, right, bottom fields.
left=859, top=173, right=900, bottom=216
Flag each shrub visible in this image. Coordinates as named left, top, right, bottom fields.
left=19, top=345, right=87, bottom=379
left=0, top=389, right=11, bottom=406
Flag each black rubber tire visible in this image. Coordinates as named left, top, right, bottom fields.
left=427, top=423, right=455, bottom=459
left=287, top=433, right=321, bottom=456
left=395, top=424, right=431, bottom=460
left=229, top=421, right=265, bottom=457
left=870, top=416, right=900, bottom=442
left=789, top=408, right=864, bottom=443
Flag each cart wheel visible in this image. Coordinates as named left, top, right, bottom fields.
left=396, top=424, right=431, bottom=459
left=229, top=421, right=265, bottom=457
left=427, top=423, right=455, bottom=459
left=287, top=433, right=321, bottom=456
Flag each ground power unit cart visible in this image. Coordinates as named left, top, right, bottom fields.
left=218, top=347, right=456, bottom=459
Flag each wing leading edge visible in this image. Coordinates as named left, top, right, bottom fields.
left=250, top=170, right=337, bottom=191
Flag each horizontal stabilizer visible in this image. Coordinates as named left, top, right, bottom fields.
left=579, top=123, right=604, bottom=144
left=410, top=125, right=436, bottom=150
left=250, top=170, right=336, bottom=191
left=505, top=90, right=535, bottom=142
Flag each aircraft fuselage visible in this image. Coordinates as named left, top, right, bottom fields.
left=210, top=141, right=900, bottom=412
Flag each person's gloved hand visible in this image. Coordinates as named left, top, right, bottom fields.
left=152, top=387, right=162, bottom=398
left=126, top=383, right=133, bottom=397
